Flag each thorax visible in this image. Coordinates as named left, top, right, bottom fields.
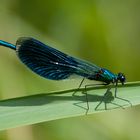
left=88, top=68, right=117, bottom=84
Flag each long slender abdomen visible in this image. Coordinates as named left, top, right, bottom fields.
left=0, top=40, right=16, bottom=50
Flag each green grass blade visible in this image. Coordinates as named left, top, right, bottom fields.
left=0, top=81, right=140, bottom=130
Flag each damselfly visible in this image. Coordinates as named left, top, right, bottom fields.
left=0, top=37, right=129, bottom=113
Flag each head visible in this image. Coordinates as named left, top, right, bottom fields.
left=117, top=73, right=126, bottom=85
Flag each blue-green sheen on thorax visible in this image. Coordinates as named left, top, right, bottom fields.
left=98, top=69, right=117, bottom=84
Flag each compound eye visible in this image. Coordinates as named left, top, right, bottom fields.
left=120, top=76, right=126, bottom=84
left=117, top=73, right=126, bottom=84
left=121, top=76, right=125, bottom=81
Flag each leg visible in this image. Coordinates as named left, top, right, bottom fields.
left=83, top=83, right=106, bottom=114
left=114, top=82, right=132, bottom=107
left=72, top=77, right=85, bottom=96
left=95, top=86, right=112, bottom=110
left=114, top=82, right=118, bottom=98
left=73, top=79, right=106, bottom=114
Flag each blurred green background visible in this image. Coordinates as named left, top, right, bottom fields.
left=0, top=0, right=140, bottom=140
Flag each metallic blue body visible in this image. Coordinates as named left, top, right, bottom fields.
left=98, top=69, right=117, bottom=84
left=0, top=40, right=16, bottom=50
left=0, top=37, right=119, bottom=84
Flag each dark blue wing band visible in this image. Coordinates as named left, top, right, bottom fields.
left=16, top=37, right=78, bottom=80
left=16, top=37, right=100, bottom=80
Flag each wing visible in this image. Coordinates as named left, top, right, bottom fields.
left=16, top=37, right=100, bottom=80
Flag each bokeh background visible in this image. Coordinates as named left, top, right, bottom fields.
left=0, top=0, right=140, bottom=140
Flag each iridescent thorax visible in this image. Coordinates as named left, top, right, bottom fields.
left=88, top=68, right=125, bottom=85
